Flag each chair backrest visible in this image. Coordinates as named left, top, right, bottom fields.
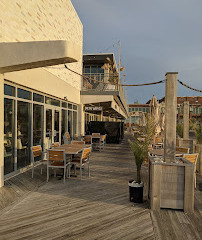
left=48, top=149, right=65, bottom=162
left=84, top=135, right=92, bottom=144
left=74, top=134, right=79, bottom=140
left=155, top=137, right=162, bottom=143
left=92, top=133, right=100, bottom=138
left=64, top=132, right=70, bottom=140
left=82, top=147, right=91, bottom=160
left=71, top=141, right=85, bottom=145
left=51, top=142, right=60, bottom=148
left=31, top=145, right=43, bottom=159
left=183, top=154, right=198, bottom=165
left=176, top=147, right=190, bottom=153
left=101, top=135, right=106, bottom=142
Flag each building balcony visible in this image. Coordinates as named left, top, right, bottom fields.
left=81, top=73, right=128, bottom=115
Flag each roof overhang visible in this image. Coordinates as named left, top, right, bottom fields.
left=0, top=40, right=80, bottom=73
left=81, top=95, right=127, bottom=119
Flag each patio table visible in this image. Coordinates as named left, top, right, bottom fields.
left=53, top=144, right=91, bottom=155
left=149, top=149, right=184, bottom=157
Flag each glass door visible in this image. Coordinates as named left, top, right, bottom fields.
left=4, top=98, right=15, bottom=175
left=54, top=110, right=59, bottom=142
left=45, top=107, right=61, bottom=148
left=33, top=104, right=44, bottom=147
left=45, top=109, right=52, bottom=149
left=17, top=101, right=31, bottom=169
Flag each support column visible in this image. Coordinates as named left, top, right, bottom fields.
left=0, top=74, right=4, bottom=187
left=183, top=101, right=189, bottom=140
left=164, top=72, right=178, bottom=163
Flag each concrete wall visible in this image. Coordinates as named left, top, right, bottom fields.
left=0, top=0, right=83, bottom=94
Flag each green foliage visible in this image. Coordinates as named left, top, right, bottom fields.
left=128, top=116, right=155, bottom=183
left=195, top=125, right=202, bottom=144
left=176, top=123, right=183, bottom=138
left=189, top=119, right=199, bottom=130
left=189, top=119, right=201, bottom=143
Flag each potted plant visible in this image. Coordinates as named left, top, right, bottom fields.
left=128, top=116, right=155, bottom=203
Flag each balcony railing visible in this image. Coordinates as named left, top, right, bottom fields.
left=82, top=73, right=128, bottom=113
left=82, top=73, right=119, bottom=91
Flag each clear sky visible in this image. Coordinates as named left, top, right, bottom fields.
left=71, top=0, right=202, bottom=103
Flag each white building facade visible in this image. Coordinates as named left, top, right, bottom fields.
left=0, top=0, right=83, bottom=187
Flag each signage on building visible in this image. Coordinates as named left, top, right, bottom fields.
left=84, top=106, right=103, bottom=111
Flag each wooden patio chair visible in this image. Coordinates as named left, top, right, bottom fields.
left=63, top=132, right=71, bottom=144
left=47, top=149, right=70, bottom=183
left=71, top=140, right=85, bottom=145
left=183, top=153, right=199, bottom=188
left=83, top=135, right=92, bottom=145
left=99, top=134, right=107, bottom=151
left=51, top=142, right=60, bottom=148
left=92, top=133, right=100, bottom=138
left=176, top=147, right=190, bottom=154
left=31, top=145, right=47, bottom=178
left=71, top=147, right=92, bottom=180
left=74, top=134, right=79, bottom=140
left=153, top=136, right=164, bottom=149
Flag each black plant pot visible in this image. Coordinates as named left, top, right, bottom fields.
left=128, top=180, right=144, bottom=203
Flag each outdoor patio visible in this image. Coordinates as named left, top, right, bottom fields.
left=0, top=133, right=201, bottom=240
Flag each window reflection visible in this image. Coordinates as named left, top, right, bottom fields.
left=33, top=104, right=43, bottom=146
left=73, top=111, right=77, bottom=135
left=45, top=109, right=52, bottom=149
left=4, top=84, right=15, bottom=96
left=68, top=110, right=72, bottom=137
left=4, top=98, right=15, bottom=175
left=18, top=88, right=31, bottom=100
left=54, top=111, right=59, bottom=142
left=17, top=101, right=31, bottom=169
left=61, top=110, right=67, bottom=143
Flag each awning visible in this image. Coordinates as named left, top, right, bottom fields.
left=0, top=40, right=80, bottom=73
left=81, top=95, right=127, bottom=119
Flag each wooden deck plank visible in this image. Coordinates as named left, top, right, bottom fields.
left=0, top=135, right=154, bottom=240
left=0, top=133, right=201, bottom=240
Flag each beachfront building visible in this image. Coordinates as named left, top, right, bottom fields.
left=81, top=53, right=128, bottom=132
left=154, top=96, right=202, bottom=124
left=126, top=103, right=150, bottom=127
left=0, top=0, right=83, bottom=187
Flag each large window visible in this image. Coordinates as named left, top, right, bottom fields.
left=61, top=110, right=67, bottom=142
left=73, top=111, right=77, bottom=135
left=4, top=99, right=15, bottom=175
left=33, top=104, right=43, bottom=146
left=54, top=111, right=60, bottom=142
left=45, top=109, right=52, bottom=149
left=68, top=110, right=73, bottom=136
left=4, top=83, right=78, bottom=176
left=17, top=101, right=31, bottom=169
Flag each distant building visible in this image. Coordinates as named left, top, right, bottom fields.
left=126, top=103, right=150, bottom=126
left=146, top=96, right=202, bottom=124
left=82, top=53, right=128, bottom=131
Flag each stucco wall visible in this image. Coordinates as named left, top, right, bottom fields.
left=0, top=0, right=83, bottom=91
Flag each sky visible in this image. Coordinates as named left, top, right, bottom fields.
left=71, top=0, right=202, bottom=103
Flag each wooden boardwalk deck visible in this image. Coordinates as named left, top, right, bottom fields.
left=0, top=134, right=201, bottom=240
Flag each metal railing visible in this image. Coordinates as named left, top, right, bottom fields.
left=82, top=73, right=119, bottom=91
left=82, top=73, right=128, bottom=114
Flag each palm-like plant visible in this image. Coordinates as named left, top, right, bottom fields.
left=129, top=116, right=155, bottom=184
